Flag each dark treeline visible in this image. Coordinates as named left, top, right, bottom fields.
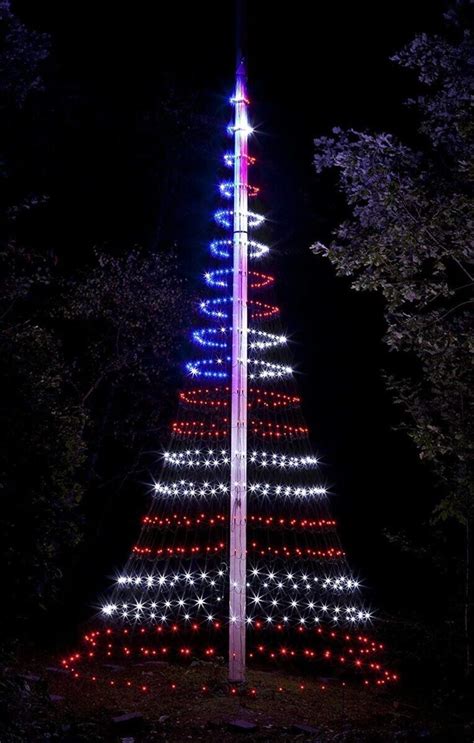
left=312, top=1, right=474, bottom=690
left=0, top=1, right=195, bottom=641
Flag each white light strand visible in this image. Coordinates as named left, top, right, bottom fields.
left=249, top=329, right=288, bottom=349
left=215, top=209, right=264, bottom=229
left=192, top=327, right=287, bottom=350
left=185, top=357, right=293, bottom=380
left=152, top=480, right=327, bottom=499
left=113, top=569, right=359, bottom=593
left=249, top=359, right=293, bottom=379
left=163, top=450, right=319, bottom=470
left=101, top=593, right=371, bottom=625
left=104, top=570, right=367, bottom=623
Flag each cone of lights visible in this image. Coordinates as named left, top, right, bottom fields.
left=63, top=63, right=396, bottom=692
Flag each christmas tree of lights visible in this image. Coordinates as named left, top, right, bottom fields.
left=65, top=57, right=396, bottom=691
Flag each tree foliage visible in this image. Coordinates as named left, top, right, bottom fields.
left=312, top=12, right=473, bottom=519
left=311, top=6, right=474, bottom=676
left=0, top=2, right=187, bottom=637
left=0, top=0, right=49, bottom=107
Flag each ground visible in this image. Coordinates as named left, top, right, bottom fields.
left=4, top=654, right=471, bottom=742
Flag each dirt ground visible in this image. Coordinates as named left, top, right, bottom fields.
left=5, top=655, right=471, bottom=742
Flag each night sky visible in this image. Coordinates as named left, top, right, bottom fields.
left=17, top=0, right=447, bottom=622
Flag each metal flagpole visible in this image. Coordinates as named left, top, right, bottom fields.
left=228, top=49, right=249, bottom=682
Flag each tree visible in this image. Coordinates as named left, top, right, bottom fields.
left=60, top=247, right=187, bottom=509
left=0, top=1, right=188, bottom=638
left=0, top=317, right=86, bottom=629
left=0, top=1, right=84, bottom=633
left=0, top=0, right=49, bottom=106
left=311, top=6, right=474, bottom=679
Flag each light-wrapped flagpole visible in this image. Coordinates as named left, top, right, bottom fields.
left=228, top=58, right=249, bottom=683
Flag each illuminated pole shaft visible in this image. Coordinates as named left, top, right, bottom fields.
left=229, top=58, right=249, bottom=683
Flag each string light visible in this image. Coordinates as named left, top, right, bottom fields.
left=198, top=297, right=279, bottom=320
left=214, top=209, right=264, bottom=229
left=223, top=152, right=256, bottom=167
left=152, top=480, right=326, bottom=499
left=171, top=418, right=309, bottom=439
left=219, top=181, right=260, bottom=199
left=162, top=450, right=319, bottom=469
left=249, top=359, right=293, bottom=379
left=248, top=329, right=287, bottom=349
left=60, top=625, right=396, bottom=688
left=141, top=514, right=335, bottom=531
left=226, top=122, right=254, bottom=136
left=185, top=357, right=293, bottom=381
left=192, top=327, right=286, bottom=350
left=113, top=568, right=359, bottom=593
left=131, top=541, right=342, bottom=559
left=203, top=269, right=273, bottom=290
left=209, top=238, right=268, bottom=259
left=179, top=388, right=300, bottom=409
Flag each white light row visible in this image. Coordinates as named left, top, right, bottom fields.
left=117, top=569, right=224, bottom=588
left=209, top=238, right=269, bottom=260
left=248, top=571, right=359, bottom=592
left=214, top=209, right=264, bottom=229
left=114, top=570, right=359, bottom=592
left=192, top=328, right=286, bottom=351
left=153, top=481, right=229, bottom=497
left=248, top=483, right=327, bottom=497
left=249, top=329, right=288, bottom=350
left=163, top=450, right=319, bottom=469
left=152, top=480, right=327, bottom=499
left=101, top=601, right=372, bottom=624
left=249, top=359, right=293, bottom=379
left=249, top=452, right=319, bottom=468
left=105, top=598, right=365, bottom=614
left=186, top=357, right=293, bottom=380
left=226, top=123, right=254, bottom=136
left=247, top=594, right=369, bottom=616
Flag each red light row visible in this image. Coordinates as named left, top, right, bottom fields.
left=252, top=420, right=309, bottom=437
left=66, top=645, right=392, bottom=675
left=142, top=513, right=336, bottom=530
left=84, top=626, right=383, bottom=649
left=132, top=542, right=225, bottom=556
left=249, top=299, right=280, bottom=319
left=179, top=387, right=300, bottom=409
left=172, top=419, right=309, bottom=438
left=132, top=541, right=344, bottom=559
left=59, top=626, right=397, bottom=687
left=250, top=515, right=336, bottom=529
left=248, top=271, right=274, bottom=289
left=56, top=666, right=394, bottom=695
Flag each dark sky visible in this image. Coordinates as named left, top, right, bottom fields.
left=17, top=0, right=447, bottom=617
